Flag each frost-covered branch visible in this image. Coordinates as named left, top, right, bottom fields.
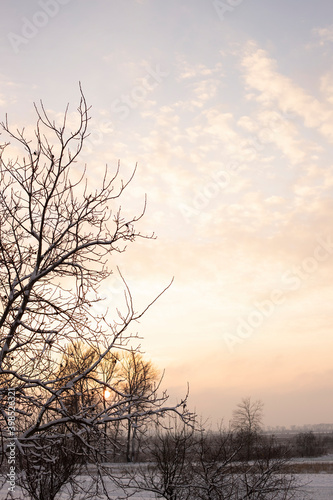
left=0, top=89, right=190, bottom=485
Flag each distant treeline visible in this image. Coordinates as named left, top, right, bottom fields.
left=265, top=423, right=333, bottom=434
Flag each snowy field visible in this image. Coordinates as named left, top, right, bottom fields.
left=294, top=474, right=333, bottom=499
left=1, top=458, right=333, bottom=499
left=291, top=454, right=333, bottom=499
left=0, top=476, right=154, bottom=500
left=1, top=475, right=333, bottom=500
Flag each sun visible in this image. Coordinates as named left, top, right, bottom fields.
left=104, top=389, right=111, bottom=399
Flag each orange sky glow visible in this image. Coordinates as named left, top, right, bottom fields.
left=1, top=0, right=333, bottom=428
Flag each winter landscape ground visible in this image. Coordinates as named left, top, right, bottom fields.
left=0, top=474, right=332, bottom=500
left=290, top=454, right=333, bottom=499
left=1, top=456, right=333, bottom=500
left=295, top=474, right=333, bottom=500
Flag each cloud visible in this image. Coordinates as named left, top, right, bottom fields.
left=241, top=41, right=333, bottom=135
left=172, top=59, right=224, bottom=111
left=320, top=73, right=333, bottom=104
left=188, top=79, right=220, bottom=108
left=238, top=110, right=307, bottom=165
left=202, top=109, right=238, bottom=142
left=312, top=24, right=333, bottom=45
left=176, top=58, right=223, bottom=81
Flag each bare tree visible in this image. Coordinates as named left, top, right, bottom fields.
left=231, top=397, right=264, bottom=435
left=0, top=87, right=191, bottom=498
left=127, top=418, right=195, bottom=500
left=118, top=351, right=159, bottom=462
left=231, top=397, right=264, bottom=460
left=131, top=422, right=302, bottom=500
left=55, top=341, right=99, bottom=416
left=17, top=432, right=85, bottom=500
left=294, top=431, right=324, bottom=458
left=94, top=349, right=160, bottom=462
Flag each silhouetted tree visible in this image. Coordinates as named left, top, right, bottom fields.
left=231, top=397, right=264, bottom=460
left=0, top=87, right=191, bottom=498
left=119, top=351, right=159, bottom=462
left=295, top=431, right=324, bottom=457
left=129, top=422, right=301, bottom=500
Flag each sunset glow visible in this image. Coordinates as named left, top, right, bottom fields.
left=104, top=389, right=111, bottom=400
left=1, top=0, right=333, bottom=428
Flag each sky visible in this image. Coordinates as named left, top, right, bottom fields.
left=1, top=0, right=333, bottom=428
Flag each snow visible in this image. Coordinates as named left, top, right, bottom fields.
left=1, top=464, right=333, bottom=499
left=2, top=476, right=333, bottom=500
left=295, top=474, right=333, bottom=500
left=291, top=453, right=333, bottom=463
left=0, top=473, right=155, bottom=500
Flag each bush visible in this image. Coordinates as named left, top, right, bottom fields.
left=294, top=431, right=325, bottom=457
